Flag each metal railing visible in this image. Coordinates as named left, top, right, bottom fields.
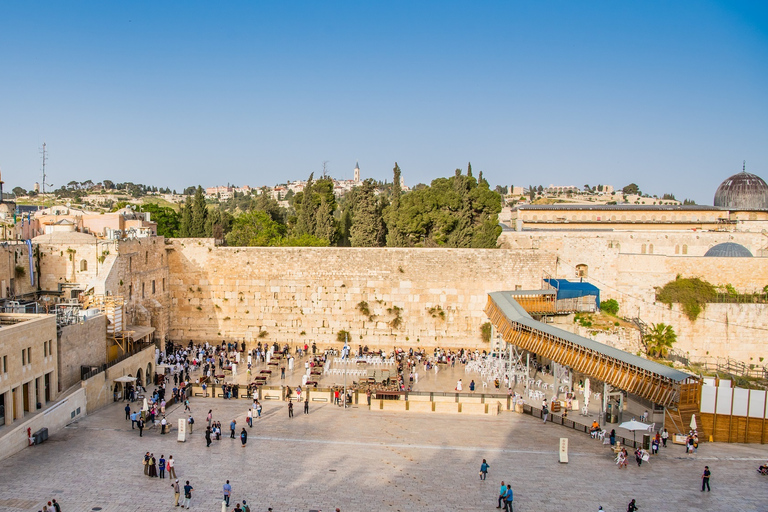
left=523, top=404, right=643, bottom=449
left=80, top=343, right=155, bottom=381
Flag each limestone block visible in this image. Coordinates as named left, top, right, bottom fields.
left=434, top=402, right=460, bottom=414
left=407, top=401, right=433, bottom=413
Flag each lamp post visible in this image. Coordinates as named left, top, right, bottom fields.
left=343, top=332, right=350, bottom=409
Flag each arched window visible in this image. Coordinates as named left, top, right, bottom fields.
left=675, top=245, right=679, bottom=255
left=648, top=244, right=654, bottom=254
left=641, top=244, right=647, bottom=254
left=576, top=264, right=588, bottom=279
left=682, top=244, right=688, bottom=255
left=80, top=259, right=88, bottom=272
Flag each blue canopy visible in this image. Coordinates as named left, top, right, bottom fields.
left=544, top=278, right=600, bottom=309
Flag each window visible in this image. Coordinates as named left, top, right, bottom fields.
left=142, top=282, right=145, bottom=298
left=22, top=349, right=25, bottom=366
left=145, top=252, right=148, bottom=264
left=80, top=259, right=88, bottom=271
left=682, top=245, right=688, bottom=255
left=675, top=245, right=679, bottom=255
left=43, top=341, right=47, bottom=357
left=152, top=280, right=156, bottom=294
left=2, top=355, right=6, bottom=373
left=641, top=244, right=646, bottom=254
left=27, top=348, right=31, bottom=364
left=648, top=244, right=654, bottom=254
left=129, top=257, right=132, bottom=273
left=162, top=278, right=166, bottom=292
left=576, top=264, right=588, bottom=279
left=129, top=284, right=132, bottom=300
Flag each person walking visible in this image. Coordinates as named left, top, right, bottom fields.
left=247, top=408, right=253, bottom=427
left=479, top=459, right=489, bottom=480
left=159, top=455, right=166, bottom=478
left=167, top=455, right=176, bottom=479
left=240, top=427, right=248, bottom=447
left=230, top=419, right=237, bottom=438
left=503, top=484, right=513, bottom=512
left=496, top=481, right=506, bottom=509
left=661, top=428, right=669, bottom=448
left=627, top=499, right=638, bottom=512
left=130, top=410, right=137, bottom=429
left=206, top=427, right=212, bottom=447
left=701, top=466, right=711, bottom=491
left=304, top=397, right=309, bottom=414
left=137, top=417, right=144, bottom=437
left=182, top=481, right=194, bottom=509
left=161, top=416, right=168, bottom=434
left=542, top=401, right=549, bottom=423
left=187, top=415, right=194, bottom=434
left=125, top=403, right=131, bottom=420
left=143, top=452, right=150, bottom=476
left=222, top=480, right=232, bottom=506
left=207, top=409, right=213, bottom=428
left=288, top=401, right=294, bottom=418
left=171, top=479, right=181, bottom=507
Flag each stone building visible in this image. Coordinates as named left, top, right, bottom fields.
left=0, top=313, right=58, bottom=428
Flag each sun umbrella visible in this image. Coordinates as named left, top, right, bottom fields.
left=142, top=397, right=149, bottom=412
left=690, top=414, right=697, bottom=431
left=618, top=420, right=651, bottom=444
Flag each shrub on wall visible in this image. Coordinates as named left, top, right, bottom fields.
left=480, top=322, right=492, bottom=343
left=655, top=276, right=716, bottom=321
left=600, top=299, right=619, bottom=315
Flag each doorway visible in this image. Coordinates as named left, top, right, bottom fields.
left=22, top=383, right=30, bottom=413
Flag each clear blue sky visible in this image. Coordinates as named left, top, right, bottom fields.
left=1, top=1, right=766, bottom=204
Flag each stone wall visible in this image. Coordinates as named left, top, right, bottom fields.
left=167, top=240, right=556, bottom=349
left=0, top=243, right=37, bottom=298
left=57, top=314, right=108, bottom=390
left=82, top=345, right=155, bottom=411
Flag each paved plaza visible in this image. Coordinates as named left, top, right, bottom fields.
left=1, top=390, right=767, bottom=512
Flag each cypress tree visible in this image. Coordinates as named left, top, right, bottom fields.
left=386, top=163, right=407, bottom=247
left=350, top=179, right=384, bottom=247
left=178, top=198, right=192, bottom=237
left=189, top=186, right=208, bottom=237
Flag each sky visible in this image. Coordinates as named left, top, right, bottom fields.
left=1, top=1, right=767, bottom=204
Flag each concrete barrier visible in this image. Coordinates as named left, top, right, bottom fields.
left=460, top=402, right=487, bottom=415
left=381, top=400, right=407, bottom=412
left=432, top=395, right=458, bottom=403
left=407, top=401, right=434, bottom=413
left=434, top=402, right=460, bottom=414
left=407, top=394, right=432, bottom=402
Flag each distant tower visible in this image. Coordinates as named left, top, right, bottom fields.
left=400, top=174, right=405, bottom=188
left=0, top=167, right=4, bottom=203
left=34, top=182, right=40, bottom=193
left=354, top=161, right=360, bottom=183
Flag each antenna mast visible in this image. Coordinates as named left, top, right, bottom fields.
left=40, top=142, right=48, bottom=194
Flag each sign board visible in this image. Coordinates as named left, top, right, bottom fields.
left=559, top=437, right=569, bottom=463
left=177, top=418, right=186, bottom=442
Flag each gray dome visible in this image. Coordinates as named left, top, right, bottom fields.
left=704, top=242, right=753, bottom=258
left=713, top=171, right=768, bottom=210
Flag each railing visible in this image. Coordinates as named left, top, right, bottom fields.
left=523, top=404, right=643, bottom=449
left=671, top=353, right=768, bottom=381
left=80, top=343, right=154, bottom=381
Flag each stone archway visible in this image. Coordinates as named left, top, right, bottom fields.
left=136, top=368, right=143, bottom=387
left=146, top=363, right=153, bottom=386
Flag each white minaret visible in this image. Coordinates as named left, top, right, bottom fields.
left=354, top=161, right=360, bottom=183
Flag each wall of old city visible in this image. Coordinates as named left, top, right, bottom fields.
left=106, top=238, right=171, bottom=341
left=0, top=243, right=37, bottom=298
left=167, top=240, right=557, bottom=349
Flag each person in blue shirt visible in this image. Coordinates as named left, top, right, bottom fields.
left=504, top=485, right=514, bottom=512
left=497, top=481, right=506, bottom=508
left=480, top=459, right=489, bottom=480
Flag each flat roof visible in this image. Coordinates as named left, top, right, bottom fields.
left=488, top=291, right=692, bottom=382
left=515, top=204, right=723, bottom=212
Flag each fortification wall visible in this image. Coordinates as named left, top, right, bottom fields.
left=57, top=314, right=107, bottom=390
left=167, top=240, right=556, bottom=349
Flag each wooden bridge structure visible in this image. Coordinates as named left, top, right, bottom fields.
left=485, top=291, right=700, bottom=413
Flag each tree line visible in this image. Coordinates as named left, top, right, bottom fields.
left=148, top=164, right=503, bottom=248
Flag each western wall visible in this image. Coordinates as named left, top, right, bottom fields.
left=167, top=239, right=556, bottom=348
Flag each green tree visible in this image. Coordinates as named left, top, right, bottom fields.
left=12, top=187, right=26, bottom=197
left=178, top=198, right=192, bottom=237
left=600, top=299, right=620, bottom=315
left=314, top=198, right=337, bottom=244
left=225, top=211, right=286, bottom=246
left=294, top=173, right=316, bottom=237
left=385, top=163, right=408, bottom=247
left=350, top=179, right=386, bottom=247
left=103, top=180, right=115, bottom=190
left=622, top=183, right=641, bottom=195
left=189, top=186, right=208, bottom=237
left=205, top=207, right=233, bottom=240
left=338, top=206, right=353, bottom=247
left=643, top=323, right=677, bottom=358
left=141, top=203, right=180, bottom=238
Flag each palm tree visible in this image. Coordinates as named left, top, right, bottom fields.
left=644, top=323, right=677, bottom=358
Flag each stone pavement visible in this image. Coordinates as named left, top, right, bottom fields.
left=0, top=395, right=767, bottom=512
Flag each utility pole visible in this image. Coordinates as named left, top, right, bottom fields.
left=40, top=142, right=48, bottom=194
left=343, top=332, right=349, bottom=409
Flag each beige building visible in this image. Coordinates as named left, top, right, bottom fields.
left=0, top=313, right=58, bottom=428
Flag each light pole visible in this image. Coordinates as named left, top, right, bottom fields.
left=343, top=332, right=350, bottom=409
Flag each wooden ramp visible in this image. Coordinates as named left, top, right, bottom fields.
left=485, top=291, right=700, bottom=410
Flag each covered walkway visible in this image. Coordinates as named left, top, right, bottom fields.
left=485, top=291, right=700, bottom=409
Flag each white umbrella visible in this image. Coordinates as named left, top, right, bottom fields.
left=690, top=414, right=697, bottom=431
left=619, top=420, right=651, bottom=444
left=142, top=397, right=149, bottom=412
left=114, top=375, right=137, bottom=383
left=584, top=378, right=590, bottom=408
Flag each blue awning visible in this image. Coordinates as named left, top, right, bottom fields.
left=544, top=278, right=600, bottom=309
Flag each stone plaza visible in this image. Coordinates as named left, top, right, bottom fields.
left=0, top=387, right=767, bottom=512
